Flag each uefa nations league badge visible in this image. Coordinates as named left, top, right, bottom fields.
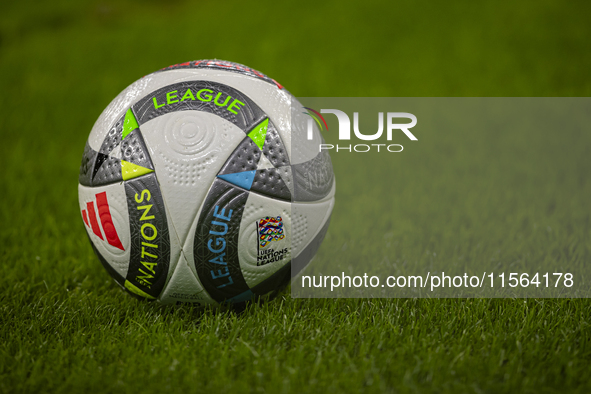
left=256, top=216, right=288, bottom=266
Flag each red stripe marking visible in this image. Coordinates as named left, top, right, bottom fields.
left=272, top=79, right=284, bottom=89
left=95, top=192, right=125, bottom=251
left=82, top=209, right=89, bottom=227
left=214, top=61, right=232, bottom=68
left=86, top=201, right=104, bottom=240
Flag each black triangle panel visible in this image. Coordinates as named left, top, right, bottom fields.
left=291, top=150, right=334, bottom=201
left=92, top=155, right=122, bottom=186
left=79, top=142, right=98, bottom=186
left=250, top=168, right=291, bottom=201
left=98, top=114, right=124, bottom=156
left=262, top=121, right=290, bottom=168
left=120, top=129, right=154, bottom=170
left=92, top=152, right=109, bottom=180
left=218, top=137, right=262, bottom=175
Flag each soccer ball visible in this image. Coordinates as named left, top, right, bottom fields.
left=78, top=60, right=335, bottom=306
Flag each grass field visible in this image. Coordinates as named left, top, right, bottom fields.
left=1, top=0, right=591, bottom=393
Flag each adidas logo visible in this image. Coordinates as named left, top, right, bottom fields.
left=81, top=192, right=125, bottom=251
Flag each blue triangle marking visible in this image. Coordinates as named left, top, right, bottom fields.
left=218, top=170, right=256, bottom=190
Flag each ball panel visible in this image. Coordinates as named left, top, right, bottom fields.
left=92, top=154, right=122, bottom=186
left=131, top=80, right=267, bottom=133
left=155, top=60, right=283, bottom=90
left=250, top=168, right=292, bottom=201
left=87, top=76, right=151, bottom=152
left=98, top=113, right=124, bottom=155
left=79, top=142, right=97, bottom=186
left=78, top=182, right=130, bottom=277
left=88, top=241, right=126, bottom=287
left=218, top=131, right=263, bottom=175
left=139, top=110, right=245, bottom=244
left=237, top=192, right=291, bottom=288
left=120, top=128, right=154, bottom=171
left=261, top=120, right=291, bottom=168
left=86, top=68, right=288, bottom=153
left=192, top=178, right=251, bottom=303
left=158, top=251, right=215, bottom=306
left=202, top=73, right=293, bottom=163
left=292, top=213, right=333, bottom=277
left=247, top=261, right=292, bottom=298
left=291, top=190, right=335, bottom=259
left=80, top=112, right=157, bottom=188
left=289, top=106, right=326, bottom=165
left=292, top=150, right=335, bottom=202
left=123, top=172, right=176, bottom=299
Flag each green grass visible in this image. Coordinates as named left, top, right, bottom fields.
left=1, top=0, right=591, bottom=392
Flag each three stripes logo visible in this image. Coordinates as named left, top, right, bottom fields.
left=81, top=192, right=125, bottom=251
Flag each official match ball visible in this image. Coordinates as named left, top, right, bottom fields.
left=78, top=60, right=335, bottom=306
